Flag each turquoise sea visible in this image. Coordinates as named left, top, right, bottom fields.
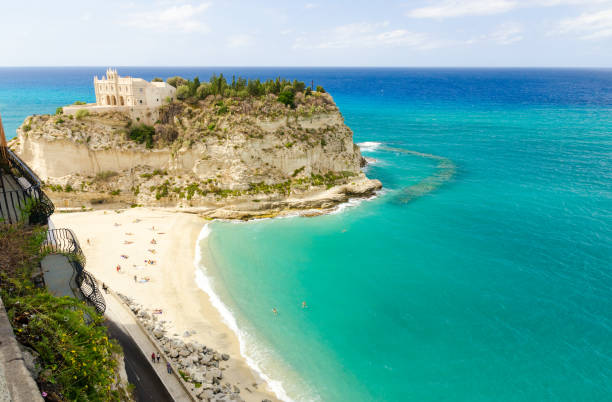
left=1, top=68, right=611, bottom=401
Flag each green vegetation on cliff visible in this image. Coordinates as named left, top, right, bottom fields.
left=0, top=225, right=129, bottom=401
left=168, top=73, right=322, bottom=109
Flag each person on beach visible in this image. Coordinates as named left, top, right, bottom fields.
left=166, top=362, right=172, bottom=374
left=116, top=265, right=121, bottom=273
left=134, top=275, right=137, bottom=282
left=151, top=352, right=156, bottom=363
left=156, top=355, right=160, bottom=363
left=151, top=239, right=157, bottom=244
left=102, top=283, right=108, bottom=293
left=272, top=308, right=278, bottom=315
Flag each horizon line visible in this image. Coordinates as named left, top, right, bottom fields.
left=0, top=66, right=611, bottom=69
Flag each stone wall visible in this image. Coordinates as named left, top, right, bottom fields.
left=0, top=296, right=44, bottom=402
left=62, top=105, right=160, bottom=125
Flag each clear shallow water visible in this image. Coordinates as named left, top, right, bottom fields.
left=2, top=68, right=611, bottom=401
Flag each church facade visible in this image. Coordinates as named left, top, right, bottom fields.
left=94, top=69, right=176, bottom=107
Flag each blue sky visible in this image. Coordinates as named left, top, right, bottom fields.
left=2, top=0, right=612, bottom=66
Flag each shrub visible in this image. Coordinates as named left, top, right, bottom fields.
left=152, top=77, right=163, bottom=82
left=176, top=85, right=190, bottom=100
left=278, top=90, right=295, bottom=108
left=128, top=124, right=155, bottom=148
left=109, top=189, right=121, bottom=196
left=73, top=100, right=87, bottom=105
left=216, top=103, right=229, bottom=115
left=316, top=85, right=326, bottom=93
left=55, top=107, right=63, bottom=115
left=196, top=82, right=212, bottom=99
left=75, top=109, right=90, bottom=120
left=95, top=171, right=119, bottom=181
left=55, top=118, right=64, bottom=124
left=292, top=166, right=305, bottom=177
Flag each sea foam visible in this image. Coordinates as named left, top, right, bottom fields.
left=357, top=141, right=382, bottom=152
left=193, top=224, right=294, bottom=402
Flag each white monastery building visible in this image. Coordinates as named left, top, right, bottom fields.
left=62, top=68, right=176, bottom=124
left=94, top=68, right=176, bottom=107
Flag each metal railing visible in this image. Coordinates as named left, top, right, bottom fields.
left=1, top=148, right=54, bottom=225
left=43, top=229, right=106, bottom=314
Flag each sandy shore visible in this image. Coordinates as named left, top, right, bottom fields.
left=52, top=208, right=278, bottom=402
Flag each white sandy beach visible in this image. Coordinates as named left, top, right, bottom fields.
left=51, top=208, right=278, bottom=402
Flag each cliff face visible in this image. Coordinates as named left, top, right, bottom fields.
left=12, top=92, right=381, bottom=218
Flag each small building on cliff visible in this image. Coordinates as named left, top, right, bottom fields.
left=62, top=68, right=176, bottom=124
left=94, top=68, right=176, bottom=107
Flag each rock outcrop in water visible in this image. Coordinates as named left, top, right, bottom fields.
left=11, top=92, right=381, bottom=219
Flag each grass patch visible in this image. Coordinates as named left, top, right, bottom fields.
left=75, top=109, right=90, bottom=120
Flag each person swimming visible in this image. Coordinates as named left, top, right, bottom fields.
left=272, top=308, right=278, bottom=315
left=302, top=301, right=308, bottom=309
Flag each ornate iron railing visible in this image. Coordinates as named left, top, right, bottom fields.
left=43, top=228, right=106, bottom=314
left=1, top=148, right=54, bottom=225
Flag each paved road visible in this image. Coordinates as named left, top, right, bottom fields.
left=105, top=319, right=174, bottom=402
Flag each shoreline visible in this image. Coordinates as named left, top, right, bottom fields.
left=193, top=225, right=294, bottom=401
left=51, top=189, right=381, bottom=402
left=51, top=208, right=280, bottom=402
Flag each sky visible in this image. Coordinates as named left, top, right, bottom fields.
left=1, top=0, right=612, bottom=67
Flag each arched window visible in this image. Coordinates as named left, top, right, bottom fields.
left=112, top=96, right=117, bottom=105
left=119, top=96, right=125, bottom=106
left=106, top=95, right=110, bottom=105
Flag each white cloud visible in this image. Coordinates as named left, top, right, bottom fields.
left=227, top=34, right=254, bottom=48
left=407, top=0, right=517, bottom=19
left=293, top=22, right=440, bottom=49
left=554, top=8, right=612, bottom=39
left=487, top=22, right=524, bottom=44
left=305, top=3, right=318, bottom=9
left=123, top=2, right=212, bottom=33
left=406, top=0, right=612, bottom=19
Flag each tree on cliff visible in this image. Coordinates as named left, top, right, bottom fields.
left=167, top=76, right=187, bottom=88
left=176, top=85, right=191, bottom=100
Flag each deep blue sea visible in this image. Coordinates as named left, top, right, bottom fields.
left=2, top=68, right=611, bottom=401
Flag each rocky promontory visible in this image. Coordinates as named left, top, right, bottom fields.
left=11, top=81, right=381, bottom=219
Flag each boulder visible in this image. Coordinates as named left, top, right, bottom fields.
left=221, top=353, right=230, bottom=361
left=169, top=348, right=179, bottom=358
left=191, top=372, right=205, bottom=383
left=179, top=348, right=192, bottom=357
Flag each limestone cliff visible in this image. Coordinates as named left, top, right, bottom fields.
left=12, top=92, right=381, bottom=219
